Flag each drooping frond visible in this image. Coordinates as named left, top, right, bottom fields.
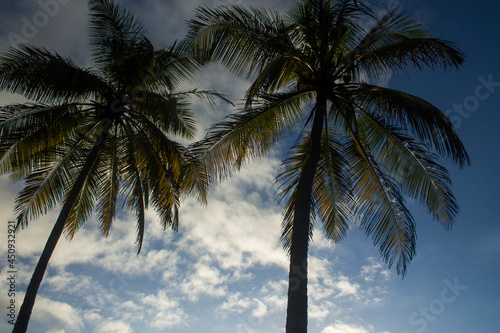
left=357, top=114, right=458, bottom=225
left=12, top=120, right=101, bottom=229
left=352, top=84, right=470, bottom=167
left=96, top=124, right=122, bottom=236
left=64, top=142, right=104, bottom=238
left=0, top=45, right=108, bottom=103
left=345, top=133, right=416, bottom=276
left=119, top=119, right=148, bottom=253
left=277, top=126, right=353, bottom=250
left=191, top=89, right=315, bottom=181
left=120, top=111, right=192, bottom=233
left=313, top=127, right=353, bottom=243
left=277, top=132, right=317, bottom=251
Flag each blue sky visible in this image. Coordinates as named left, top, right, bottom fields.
left=0, top=0, right=499, bottom=332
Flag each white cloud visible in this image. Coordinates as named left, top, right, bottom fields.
left=334, top=275, right=361, bottom=298
left=322, top=321, right=375, bottom=333
left=260, top=279, right=288, bottom=313
left=216, top=292, right=269, bottom=320
left=180, top=257, right=229, bottom=301
left=177, top=157, right=288, bottom=273
left=309, top=301, right=332, bottom=320
left=251, top=299, right=268, bottom=318
left=139, top=290, right=188, bottom=329
left=95, top=320, right=133, bottom=333
left=83, top=309, right=103, bottom=324
left=31, top=296, right=84, bottom=332
left=308, top=256, right=361, bottom=301
left=216, top=292, right=255, bottom=316
left=360, top=257, right=392, bottom=282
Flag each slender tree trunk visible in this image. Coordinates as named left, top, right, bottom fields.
left=13, top=129, right=108, bottom=333
left=285, top=93, right=327, bottom=333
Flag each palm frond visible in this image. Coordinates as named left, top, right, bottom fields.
left=133, top=92, right=197, bottom=139
left=120, top=114, right=185, bottom=234
left=245, top=54, right=309, bottom=105
left=188, top=5, right=289, bottom=78
left=277, top=123, right=354, bottom=249
left=0, top=104, right=94, bottom=177
left=119, top=120, right=148, bottom=253
left=353, top=84, right=470, bottom=167
left=345, top=9, right=464, bottom=78
left=64, top=144, right=104, bottom=239
left=357, top=114, right=458, bottom=224
left=277, top=132, right=317, bottom=251
left=0, top=45, right=108, bottom=102
left=192, top=89, right=315, bottom=181
left=12, top=121, right=102, bottom=229
left=88, top=0, right=149, bottom=81
left=346, top=133, right=416, bottom=276
left=151, top=43, right=200, bottom=91
left=96, top=124, right=122, bottom=236
left=314, top=126, right=353, bottom=243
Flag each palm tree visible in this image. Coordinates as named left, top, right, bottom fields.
left=187, top=0, right=469, bottom=332
left=0, top=1, right=225, bottom=331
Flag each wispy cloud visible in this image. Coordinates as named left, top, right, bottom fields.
left=322, top=321, right=376, bottom=333
left=95, top=320, right=134, bottom=333
left=360, top=257, right=392, bottom=282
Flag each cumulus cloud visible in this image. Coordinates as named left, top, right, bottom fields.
left=177, top=156, right=289, bottom=272
left=31, top=296, right=84, bottom=332
left=180, top=257, right=229, bottom=301
left=139, top=290, right=188, bottom=329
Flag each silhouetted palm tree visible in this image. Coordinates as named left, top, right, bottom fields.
left=0, top=1, right=225, bottom=331
left=187, top=1, right=469, bottom=332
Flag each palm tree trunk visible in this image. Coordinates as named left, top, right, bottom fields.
left=13, top=129, right=108, bottom=333
left=285, top=93, right=327, bottom=333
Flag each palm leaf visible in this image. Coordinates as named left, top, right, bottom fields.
left=357, top=114, right=458, bottom=224
left=346, top=133, right=416, bottom=276
left=119, top=119, right=147, bottom=253
left=353, top=84, right=470, bottom=167
left=88, top=0, right=148, bottom=81
left=188, top=5, right=289, bottom=78
left=96, top=124, right=122, bottom=236
left=0, top=104, right=94, bottom=177
left=347, top=8, right=464, bottom=77
left=0, top=45, right=108, bottom=103
left=192, top=89, right=315, bottom=181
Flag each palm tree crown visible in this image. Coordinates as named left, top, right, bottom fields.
left=0, top=0, right=224, bottom=331
left=187, top=0, right=469, bottom=332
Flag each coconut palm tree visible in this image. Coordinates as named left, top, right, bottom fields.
left=0, top=1, right=225, bottom=331
left=187, top=0, right=469, bottom=332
